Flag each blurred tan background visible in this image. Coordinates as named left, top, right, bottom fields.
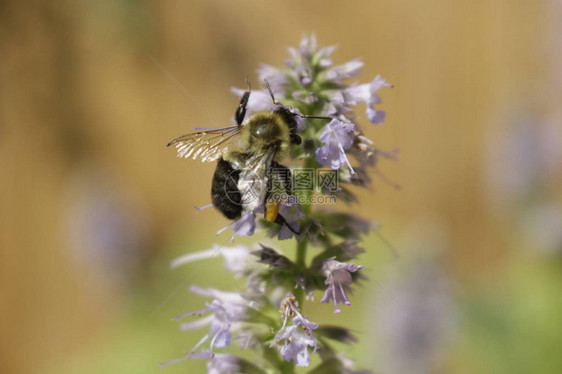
left=2, top=0, right=561, bottom=373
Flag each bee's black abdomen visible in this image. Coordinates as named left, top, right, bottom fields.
left=211, top=158, right=243, bottom=220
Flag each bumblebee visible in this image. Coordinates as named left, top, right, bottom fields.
left=167, top=80, right=331, bottom=230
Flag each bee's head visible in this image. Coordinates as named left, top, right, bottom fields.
left=243, top=113, right=292, bottom=155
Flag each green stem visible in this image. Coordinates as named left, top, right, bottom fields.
left=293, top=157, right=315, bottom=307
left=295, top=236, right=308, bottom=268
left=293, top=237, right=308, bottom=307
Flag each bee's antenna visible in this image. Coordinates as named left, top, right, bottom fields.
left=264, top=79, right=280, bottom=105
left=274, top=214, right=301, bottom=236
left=245, top=75, right=251, bottom=91
left=293, top=113, right=341, bottom=122
left=264, top=79, right=350, bottom=125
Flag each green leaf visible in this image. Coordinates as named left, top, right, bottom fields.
left=316, top=325, right=358, bottom=344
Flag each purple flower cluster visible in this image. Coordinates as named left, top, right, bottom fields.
left=233, top=34, right=392, bottom=176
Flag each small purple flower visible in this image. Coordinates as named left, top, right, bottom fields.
left=337, top=353, right=372, bottom=374
left=231, top=211, right=257, bottom=238
left=345, top=75, right=391, bottom=124
left=315, top=119, right=357, bottom=171
left=189, top=285, right=249, bottom=311
left=180, top=300, right=232, bottom=350
left=292, top=90, right=318, bottom=104
left=321, top=91, right=354, bottom=117
left=319, top=58, right=364, bottom=83
left=271, top=294, right=319, bottom=367
left=285, top=34, right=317, bottom=69
left=320, top=258, right=364, bottom=314
left=285, top=34, right=337, bottom=71
left=257, top=64, right=287, bottom=92
left=168, top=286, right=248, bottom=358
left=194, top=352, right=242, bottom=374
left=164, top=351, right=244, bottom=373
left=295, top=63, right=314, bottom=87
left=277, top=222, right=298, bottom=241
left=366, top=76, right=390, bottom=124
left=314, top=44, right=337, bottom=68
left=275, top=201, right=304, bottom=240
left=276, top=319, right=319, bottom=366
left=216, top=211, right=257, bottom=241
left=170, top=244, right=252, bottom=278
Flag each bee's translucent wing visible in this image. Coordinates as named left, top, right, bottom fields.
left=238, top=147, right=277, bottom=212
left=167, top=126, right=241, bottom=163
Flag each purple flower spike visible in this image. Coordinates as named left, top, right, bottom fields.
left=166, top=35, right=392, bottom=372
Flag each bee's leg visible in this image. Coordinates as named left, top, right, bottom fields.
left=264, top=79, right=350, bottom=127
left=264, top=195, right=299, bottom=235
left=264, top=175, right=278, bottom=221
left=271, top=162, right=293, bottom=196
left=264, top=199, right=281, bottom=223
left=264, top=198, right=299, bottom=235
left=274, top=214, right=301, bottom=235
left=265, top=163, right=300, bottom=235
left=235, top=78, right=251, bottom=126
